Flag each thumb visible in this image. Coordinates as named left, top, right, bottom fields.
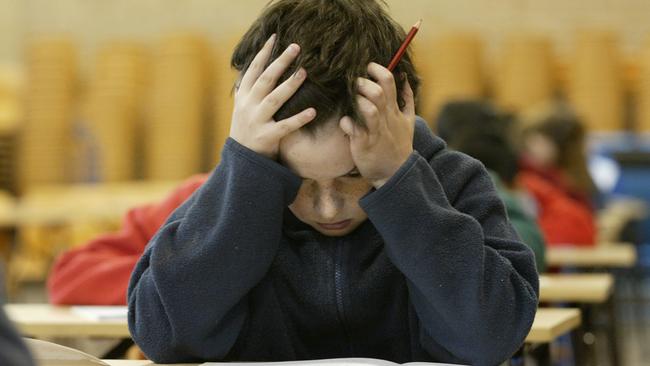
left=339, top=116, right=356, bottom=137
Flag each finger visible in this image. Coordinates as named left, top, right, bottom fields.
left=269, top=108, right=317, bottom=139
left=251, top=43, right=301, bottom=101
left=356, top=94, right=380, bottom=133
left=339, top=116, right=356, bottom=137
left=367, top=62, right=397, bottom=107
left=258, top=68, right=307, bottom=119
left=401, top=76, right=415, bottom=118
left=239, top=34, right=276, bottom=94
left=340, top=115, right=369, bottom=143
left=356, top=77, right=386, bottom=109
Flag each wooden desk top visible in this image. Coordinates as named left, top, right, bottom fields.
left=5, top=304, right=130, bottom=337
left=8, top=304, right=578, bottom=345
left=4, top=180, right=181, bottom=226
left=526, top=308, right=581, bottom=343
left=546, top=243, right=637, bottom=268
left=539, top=273, right=614, bottom=303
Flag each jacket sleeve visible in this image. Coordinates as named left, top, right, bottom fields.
left=507, top=208, right=547, bottom=273
left=359, top=151, right=539, bottom=366
left=519, top=172, right=595, bottom=246
left=497, top=188, right=547, bottom=273
left=47, top=176, right=206, bottom=305
left=127, top=138, right=301, bottom=363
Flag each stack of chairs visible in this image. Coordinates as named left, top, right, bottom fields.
left=145, top=33, right=213, bottom=180
left=211, top=35, right=240, bottom=165
left=18, top=38, right=77, bottom=191
left=415, top=32, right=484, bottom=128
left=75, top=42, right=148, bottom=182
left=568, top=31, right=625, bottom=132
left=636, top=37, right=650, bottom=134
left=0, top=65, right=23, bottom=193
left=495, top=34, right=557, bottom=115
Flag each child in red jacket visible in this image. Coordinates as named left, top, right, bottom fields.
left=519, top=107, right=597, bottom=246
left=47, top=175, right=206, bottom=305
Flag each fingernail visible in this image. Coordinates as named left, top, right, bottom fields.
left=268, top=33, right=276, bottom=43
left=294, top=68, right=306, bottom=79
left=288, top=44, right=300, bottom=54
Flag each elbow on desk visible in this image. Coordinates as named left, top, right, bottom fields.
left=127, top=294, right=245, bottom=363
left=446, top=285, right=538, bottom=364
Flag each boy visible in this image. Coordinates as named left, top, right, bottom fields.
left=135, top=1, right=538, bottom=364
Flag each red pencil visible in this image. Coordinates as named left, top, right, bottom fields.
left=387, top=19, right=422, bottom=71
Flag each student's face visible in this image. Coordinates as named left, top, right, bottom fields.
left=279, top=120, right=373, bottom=236
left=524, top=132, right=558, bottom=168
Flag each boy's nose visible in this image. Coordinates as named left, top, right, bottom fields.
left=315, top=189, right=340, bottom=221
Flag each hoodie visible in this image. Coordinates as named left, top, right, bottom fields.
left=128, top=118, right=539, bottom=366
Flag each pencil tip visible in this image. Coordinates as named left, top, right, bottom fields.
left=414, top=19, right=422, bottom=29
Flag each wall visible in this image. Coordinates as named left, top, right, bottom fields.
left=2, top=0, right=650, bottom=68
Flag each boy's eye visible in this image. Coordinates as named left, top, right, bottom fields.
left=346, top=171, right=361, bottom=178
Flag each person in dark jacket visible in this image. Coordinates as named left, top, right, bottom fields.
left=127, top=1, right=539, bottom=365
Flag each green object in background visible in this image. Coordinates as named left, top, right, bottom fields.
left=489, top=171, right=547, bottom=273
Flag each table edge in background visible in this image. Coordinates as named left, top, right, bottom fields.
left=546, top=243, right=637, bottom=268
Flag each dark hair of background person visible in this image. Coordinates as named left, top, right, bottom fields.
left=450, top=131, right=519, bottom=187
left=523, top=111, right=597, bottom=197
left=435, top=100, right=514, bottom=145
left=231, top=0, right=421, bottom=134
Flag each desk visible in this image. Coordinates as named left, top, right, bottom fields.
left=8, top=304, right=578, bottom=346
left=539, top=274, right=614, bottom=303
left=6, top=180, right=181, bottom=286
left=5, top=304, right=130, bottom=337
left=525, top=308, right=581, bottom=343
left=546, top=244, right=637, bottom=268
left=539, top=274, right=619, bottom=365
left=15, top=180, right=181, bottom=226
left=598, top=198, right=647, bottom=242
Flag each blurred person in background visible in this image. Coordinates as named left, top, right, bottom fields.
left=0, top=265, right=35, bottom=366
left=519, top=106, right=597, bottom=246
left=436, top=101, right=546, bottom=272
left=47, top=175, right=206, bottom=305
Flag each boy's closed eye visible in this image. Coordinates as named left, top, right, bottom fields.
left=344, top=168, right=361, bottom=178
left=297, top=168, right=362, bottom=181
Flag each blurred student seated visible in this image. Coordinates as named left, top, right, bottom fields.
left=47, top=175, right=207, bottom=305
left=518, top=105, right=596, bottom=246
left=436, top=100, right=546, bottom=272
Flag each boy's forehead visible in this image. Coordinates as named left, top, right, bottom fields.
left=279, top=123, right=355, bottom=180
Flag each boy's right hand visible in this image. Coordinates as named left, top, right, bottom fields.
left=229, top=34, right=317, bottom=159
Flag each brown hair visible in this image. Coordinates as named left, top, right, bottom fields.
left=524, top=110, right=596, bottom=196
left=231, top=0, right=420, bottom=133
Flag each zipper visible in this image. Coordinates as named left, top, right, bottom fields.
left=333, top=240, right=353, bottom=354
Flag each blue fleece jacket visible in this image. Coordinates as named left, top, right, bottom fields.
left=127, top=118, right=539, bottom=366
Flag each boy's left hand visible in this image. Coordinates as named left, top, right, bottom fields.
left=339, top=62, right=415, bottom=189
